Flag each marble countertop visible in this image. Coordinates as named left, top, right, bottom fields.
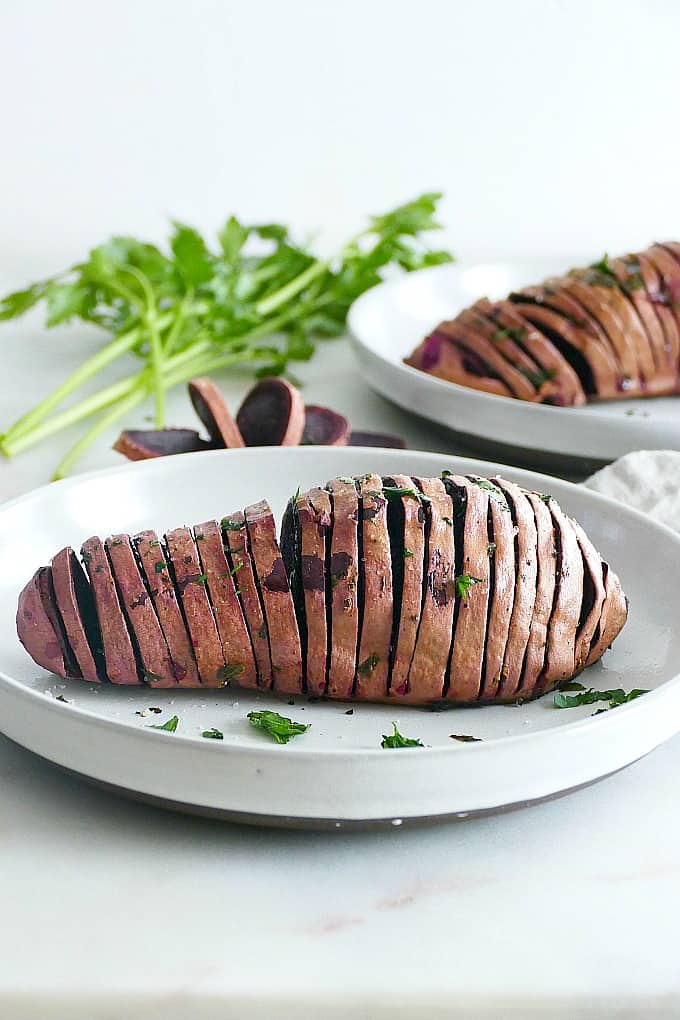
left=2, top=318, right=679, bottom=1019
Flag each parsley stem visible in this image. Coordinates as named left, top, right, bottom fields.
left=0, top=376, right=140, bottom=456
left=1, top=313, right=171, bottom=447
left=51, top=386, right=149, bottom=480
left=255, top=259, right=329, bottom=317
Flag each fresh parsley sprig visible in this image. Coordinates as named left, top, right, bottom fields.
left=381, top=723, right=424, bottom=748
left=0, top=194, right=453, bottom=478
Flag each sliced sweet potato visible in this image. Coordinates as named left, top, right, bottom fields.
left=51, top=547, right=101, bottom=683
left=222, top=511, right=273, bottom=688
left=302, top=405, right=350, bottom=446
left=16, top=567, right=70, bottom=678
left=387, top=474, right=426, bottom=699
left=325, top=477, right=360, bottom=699
left=236, top=377, right=305, bottom=446
left=81, top=537, right=140, bottom=685
left=114, top=428, right=214, bottom=462
left=188, top=378, right=245, bottom=448
left=354, top=475, right=393, bottom=700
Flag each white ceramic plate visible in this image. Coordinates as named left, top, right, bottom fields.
left=348, top=261, right=680, bottom=462
left=1, top=446, right=679, bottom=828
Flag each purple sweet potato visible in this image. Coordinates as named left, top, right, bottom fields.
left=236, top=377, right=305, bottom=446
left=106, top=535, right=176, bottom=687
left=81, top=537, right=140, bottom=685
left=446, top=476, right=491, bottom=702
left=114, top=428, right=215, bottom=462
left=164, top=527, right=226, bottom=687
left=245, top=500, right=303, bottom=696
left=302, top=405, right=350, bottom=446
left=51, top=547, right=101, bottom=683
left=134, top=530, right=200, bottom=687
left=325, top=477, right=360, bottom=699
left=407, top=477, right=455, bottom=703
left=194, top=520, right=258, bottom=689
left=188, top=377, right=246, bottom=448
left=481, top=496, right=516, bottom=700
left=222, top=512, right=273, bottom=688
left=349, top=431, right=406, bottom=449
left=16, top=567, right=70, bottom=677
left=355, top=475, right=393, bottom=701
left=387, top=474, right=426, bottom=699
left=296, top=488, right=332, bottom=696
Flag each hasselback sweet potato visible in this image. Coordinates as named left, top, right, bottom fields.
left=16, top=474, right=627, bottom=705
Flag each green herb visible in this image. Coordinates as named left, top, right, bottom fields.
left=195, top=533, right=204, bottom=541
left=382, top=486, right=430, bottom=505
left=493, top=326, right=526, bottom=344
left=517, top=365, right=557, bottom=388
left=487, top=542, right=496, bottom=556
left=143, top=671, right=164, bottom=683
left=148, top=706, right=162, bottom=713
left=469, top=477, right=509, bottom=510
left=553, top=686, right=648, bottom=710
left=149, top=539, right=160, bottom=547
left=357, top=654, right=380, bottom=675
left=217, top=562, right=242, bottom=579
left=456, top=574, right=482, bottom=599
left=441, top=469, right=453, bottom=478
left=450, top=733, right=482, bottom=742
left=202, top=727, right=224, bottom=740
left=217, top=663, right=245, bottom=685
left=247, top=709, right=310, bottom=744
left=0, top=194, right=453, bottom=478
left=192, top=573, right=208, bottom=586
left=381, top=723, right=424, bottom=748
left=154, top=560, right=166, bottom=574
left=339, top=476, right=355, bottom=484
left=539, top=493, right=552, bottom=504
left=110, top=538, right=123, bottom=546
left=221, top=518, right=243, bottom=532
left=403, top=548, right=414, bottom=558
left=149, top=714, right=179, bottom=732
left=55, top=694, right=70, bottom=703
left=293, top=486, right=301, bottom=501
left=443, top=516, right=453, bottom=526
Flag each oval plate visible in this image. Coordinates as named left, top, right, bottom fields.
left=1, top=446, right=679, bottom=828
left=348, top=261, right=680, bottom=462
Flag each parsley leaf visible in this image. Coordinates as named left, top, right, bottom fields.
left=381, top=723, right=424, bottom=748
left=202, top=727, right=224, bottom=740
left=149, top=715, right=179, bottom=732
left=247, top=709, right=310, bottom=744
left=553, top=687, right=648, bottom=710
left=456, top=574, right=482, bottom=599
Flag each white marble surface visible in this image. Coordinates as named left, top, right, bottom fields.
left=2, top=318, right=680, bottom=1019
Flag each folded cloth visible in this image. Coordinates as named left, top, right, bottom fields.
left=585, top=450, right=680, bottom=533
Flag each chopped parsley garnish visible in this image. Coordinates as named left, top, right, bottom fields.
left=517, top=365, right=556, bottom=388
left=553, top=683, right=648, bottom=710
left=469, top=476, right=509, bottom=510
left=403, top=547, right=414, bottom=558
left=443, top=516, right=453, bottom=526
left=493, top=326, right=526, bottom=344
left=149, top=714, right=179, bottom=732
left=357, top=653, right=380, bottom=676
left=539, top=493, right=552, bottom=504
left=110, top=538, right=123, bottom=546
left=381, top=723, right=423, bottom=748
left=202, top=728, right=224, bottom=740
left=55, top=694, right=70, bottom=703
left=293, top=486, right=301, bottom=501
left=143, top=671, right=164, bottom=684
left=487, top=542, right=496, bottom=556
left=441, top=469, right=453, bottom=478
left=154, top=560, right=166, bottom=573
left=195, top=533, right=204, bottom=541
left=217, top=663, right=245, bottom=685
left=339, top=476, right=355, bottom=484
left=456, top=574, right=482, bottom=599
left=217, top=562, right=242, bottom=579
left=221, top=518, right=243, bottom=531
left=382, top=485, right=430, bottom=505
left=450, top=733, right=482, bottom=742
left=149, top=540, right=160, bottom=547
left=148, top=706, right=162, bottom=713
left=192, top=573, right=208, bottom=586
left=247, top=709, right=310, bottom=744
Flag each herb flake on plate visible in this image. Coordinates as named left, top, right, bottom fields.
left=149, top=714, right=179, bottom=732
left=247, top=709, right=310, bottom=744
left=381, top=723, right=424, bottom=749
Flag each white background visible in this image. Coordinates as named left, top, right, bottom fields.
left=1, top=0, right=679, bottom=277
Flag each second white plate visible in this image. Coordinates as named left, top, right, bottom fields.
left=1, top=446, right=679, bottom=827
left=348, top=260, right=680, bottom=461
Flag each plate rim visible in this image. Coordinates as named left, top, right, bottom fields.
left=1, top=445, right=678, bottom=760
